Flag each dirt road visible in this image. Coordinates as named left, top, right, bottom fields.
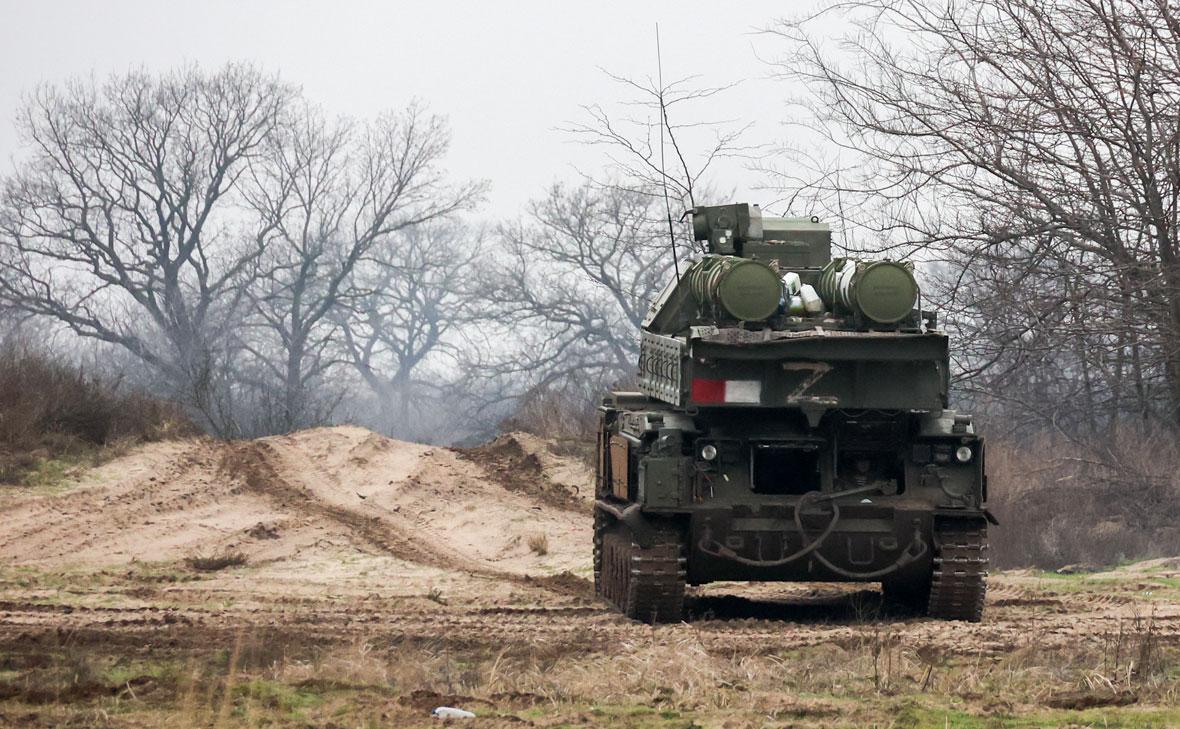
left=1, top=427, right=1178, bottom=727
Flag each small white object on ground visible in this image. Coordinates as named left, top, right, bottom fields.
left=433, top=706, right=476, bottom=719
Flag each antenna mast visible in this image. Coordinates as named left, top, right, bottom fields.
left=656, top=23, right=681, bottom=281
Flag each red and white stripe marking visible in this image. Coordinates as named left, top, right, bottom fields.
left=690, top=379, right=762, bottom=404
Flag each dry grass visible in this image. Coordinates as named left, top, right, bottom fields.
left=184, top=551, right=247, bottom=572
left=527, top=532, right=549, bottom=556
left=1, top=553, right=1178, bottom=725
left=0, top=342, right=197, bottom=485
left=3, top=621, right=1177, bottom=727
left=987, top=426, right=1180, bottom=569
left=256, top=609, right=1176, bottom=717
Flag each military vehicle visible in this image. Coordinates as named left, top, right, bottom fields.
left=593, top=203, right=993, bottom=623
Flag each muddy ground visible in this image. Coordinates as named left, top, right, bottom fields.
left=0, top=427, right=1178, bottom=727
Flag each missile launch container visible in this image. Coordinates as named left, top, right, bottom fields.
left=594, top=204, right=993, bottom=623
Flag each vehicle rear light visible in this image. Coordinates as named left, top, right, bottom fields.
left=691, top=378, right=761, bottom=404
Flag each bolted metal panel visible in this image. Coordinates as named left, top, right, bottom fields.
left=639, top=457, right=689, bottom=509
left=639, top=330, right=687, bottom=406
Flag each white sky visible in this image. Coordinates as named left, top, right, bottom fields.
left=0, top=0, right=825, bottom=215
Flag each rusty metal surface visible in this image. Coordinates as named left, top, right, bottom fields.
left=609, top=435, right=630, bottom=500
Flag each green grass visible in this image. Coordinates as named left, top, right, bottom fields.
left=1032, top=573, right=1122, bottom=593
left=234, top=678, right=323, bottom=715
left=995, top=706, right=1180, bottom=728
left=101, top=658, right=183, bottom=688
left=1141, top=576, right=1180, bottom=590
left=13, top=455, right=87, bottom=492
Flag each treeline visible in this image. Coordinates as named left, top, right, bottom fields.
left=0, top=66, right=689, bottom=442
left=3, top=1, right=1179, bottom=445
left=769, top=0, right=1180, bottom=435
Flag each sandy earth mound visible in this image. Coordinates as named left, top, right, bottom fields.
left=2, top=426, right=1178, bottom=663
left=0, top=427, right=593, bottom=590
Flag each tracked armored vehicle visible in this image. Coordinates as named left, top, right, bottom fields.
left=594, top=204, right=992, bottom=623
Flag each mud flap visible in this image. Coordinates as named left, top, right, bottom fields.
left=594, top=500, right=656, bottom=549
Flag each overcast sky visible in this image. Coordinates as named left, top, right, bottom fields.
left=0, top=0, right=821, bottom=215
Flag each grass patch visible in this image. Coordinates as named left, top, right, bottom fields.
left=1030, top=572, right=1122, bottom=593
left=234, top=678, right=323, bottom=714
left=1142, top=576, right=1180, bottom=590
left=815, top=697, right=1180, bottom=729
left=101, top=659, right=183, bottom=689
left=16, top=456, right=87, bottom=492
left=184, top=551, right=247, bottom=572
left=1, top=629, right=1177, bottom=728
left=527, top=532, right=549, bottom=556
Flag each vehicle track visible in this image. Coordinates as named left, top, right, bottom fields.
left=3, top=578, right=1178, bottom=661
left=227, top=439, right=593, bottom=598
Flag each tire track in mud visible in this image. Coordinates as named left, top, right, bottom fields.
left=221, top=441, right=468, bottom=572
left=0, top=443, right=228, bottom=564
left=5, top=593, right=1180, bottom=659
left=221, top=440, right=592, bottom=599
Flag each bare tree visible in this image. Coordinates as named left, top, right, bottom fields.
left=480, top=183, right=682, bottom=392
left=477, top=70, right=752, bottom=419
left=336, top=221, right=483, bottom=438
left=0, top=65, right=294, bottom=433
left=564, top=70, right=755, bottom=218
left=767, top=0, right=1180, bottom=430
left=240, top=103, right=484, bottom=432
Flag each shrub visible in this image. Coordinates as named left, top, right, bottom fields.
left=986, top=426, right=1180, bottom=569
left=527, top=532, right=550, bottom=556
left=0, top=342, right=198, bottom=484
left=184, top=551, right=248, bottom=572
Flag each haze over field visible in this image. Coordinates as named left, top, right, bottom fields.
left=0, top=0, right=804, bottom=212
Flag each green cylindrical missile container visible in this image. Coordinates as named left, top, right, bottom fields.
left=688, top=255, right=782, bottom=322
left=817, top=258, right=918, bottom=324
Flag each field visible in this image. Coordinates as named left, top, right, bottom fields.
left=1, top=427, right=1178, bottom=728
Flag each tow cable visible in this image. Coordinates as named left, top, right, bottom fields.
left=697, top=484, right=927, bottom=578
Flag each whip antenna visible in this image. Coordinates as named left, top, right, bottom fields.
left=656, top=22, right=680, bottom=281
